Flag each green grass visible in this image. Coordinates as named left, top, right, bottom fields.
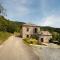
left=0, top=31, right=12, bottom=44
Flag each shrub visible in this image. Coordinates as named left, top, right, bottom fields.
left=23, top=38, right=37, bottom=44
left=31, top=35, right=39, bottom=40
left=23, top=38, right=30, bottom=44
left=30, top=38, right=37, bottom=44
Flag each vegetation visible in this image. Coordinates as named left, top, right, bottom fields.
left=0, top=3, right=12, bottom=44
left=40, top=26, right=60, bottom=33
left=31, top=35, right=39, bottom=40
left=0, top=16, right=25, bottom=33
left=23, top=38, right=38, bottom=45
left=0, top=31, right=11, bottom=44
left=0, top=3, right=24, bottom=44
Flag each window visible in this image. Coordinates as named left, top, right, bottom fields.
left=27, top=35, right=29, bottom=38
left=27, top=28, right=29, bottom=32
left=34, top=28, right=37, bottom=33
left=41, top=38, right=43, bottom=42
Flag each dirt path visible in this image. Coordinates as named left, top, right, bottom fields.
left=0, top=36, right=39, bottom=60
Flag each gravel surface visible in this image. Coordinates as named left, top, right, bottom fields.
left=0, top=36, right=60, bottom=60
left=32, top=45, right=60, bottom=60
left=0, top=36, right=39, bottom=60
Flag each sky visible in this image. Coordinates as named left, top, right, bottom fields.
left=1, top=0, right=60, bottom=28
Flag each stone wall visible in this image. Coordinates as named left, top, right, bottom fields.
left=39, top=35, right=52, bottom=43
left=22, top=26, right=40, bottom=38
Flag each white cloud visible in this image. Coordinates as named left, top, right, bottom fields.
left=38, top=15, right=60, bottom=28
left=15, top=6, right=29, bottom=16
left=12, top=0, right=29, bottom=16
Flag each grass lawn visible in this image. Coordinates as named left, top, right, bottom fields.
left=0, top=31, right=12, bottom=44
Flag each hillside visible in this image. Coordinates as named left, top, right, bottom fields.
left=0, top=16, right=60, bottom=34
left=0, top=16, right=60, bottom=42
left=40, top=26, right=60, bottom=33
left=0, top=16, right=25, bottom=33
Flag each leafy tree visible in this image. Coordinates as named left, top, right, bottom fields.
left=0, top=16, right=25, bottom=33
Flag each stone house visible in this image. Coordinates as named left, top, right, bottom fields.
left=22, top=23, right=52, bottom=43
left=39, top=31, right=52, bottom=43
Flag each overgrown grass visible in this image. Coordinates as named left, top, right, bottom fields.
left=0, top=31, right=12, bottom=44
left=23, top=38, right=38, bottom=45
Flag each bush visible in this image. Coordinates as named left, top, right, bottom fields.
left=23, top=38, right=30, bottom=44
left=31, top=35, right=39, bottom=40
left=23, top=38, right=37, bottom=44
left=30, top=38, right=37, bottom=44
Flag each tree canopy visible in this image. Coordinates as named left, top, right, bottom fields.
left=0, top=16, right=25, bottom=33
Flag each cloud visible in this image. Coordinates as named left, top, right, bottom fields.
left=11, top=0, right=41, bottom=17
left=38, top=15, right=60, bottom=28
left=14, top=6, right=29, bottom=17
left=14, top=0, right=29, bottom=16
left=6, top=0, right=30, bottom=17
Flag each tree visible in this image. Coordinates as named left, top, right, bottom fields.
left=0, top=3, right=6, bottom=16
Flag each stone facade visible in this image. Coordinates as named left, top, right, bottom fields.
left=22, top=24, right=52, bottom=43
left=22, top=24, right=40, bottom=38
left=39, top=31, right=52, bottom=43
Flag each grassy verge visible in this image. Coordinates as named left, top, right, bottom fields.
left=0, top=31, right=12, bottom=44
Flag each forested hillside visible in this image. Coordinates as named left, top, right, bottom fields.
left=40, top=26, right=60, bottom=33
left=0, top=16, right=25, bottom=33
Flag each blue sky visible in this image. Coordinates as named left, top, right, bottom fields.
left=1, top=0, right=60, bottom=28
